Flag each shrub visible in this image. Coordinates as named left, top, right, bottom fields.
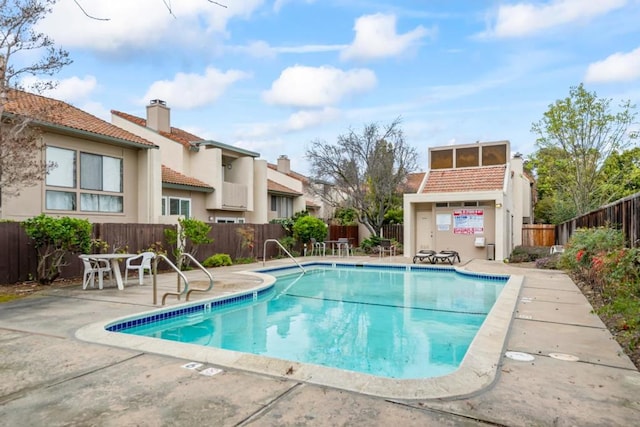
left=202, top=253, right=232, bottom=268
left=165, top=218, right=213, bottom=270
left=278, top=236, right=296, bottom=251
left=535, top=254, right=562, bottom=269
left=508, top=246, right=550, bottom=263
left=360, top=236, right=382, bottom=254
left=22, top=214, right=93, bottom=285
left=292, top=215, right=327, bottom=244
left=559, top=226, right=626, bottom=281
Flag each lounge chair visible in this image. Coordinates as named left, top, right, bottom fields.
left=431, top=250, right=461, bottom=265
left=412, top=250, right=436, bottom=264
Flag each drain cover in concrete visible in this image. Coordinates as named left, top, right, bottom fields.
left=200, top=367, right=223, bottom=376
left=505, top=351, right=535, bottom=362
left=549, top=353, right=580, bottom=362
left=182, top=362, right=203, bottom=370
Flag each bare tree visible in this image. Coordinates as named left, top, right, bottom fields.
left=306, top=117, right=418, bottom=237
left=0, top=0, right=71, bottom=199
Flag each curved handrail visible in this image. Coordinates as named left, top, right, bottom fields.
left=152, top=254, right=190, bottom=305
left=181, top=252, right=215, bottom=300
left=263, top=239, right=306, bottom=274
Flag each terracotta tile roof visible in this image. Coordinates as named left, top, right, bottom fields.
left=268, top=179, right=302, bottom=196
left=404, top=172, right=426, bottom=193
left=162, top=165, right=213, bottom=191
left=111, top=110, right=203, bottom=148
left=267, top=163, right=309, bottom=184
left=4, top=90, right=156, bottom=148
left=422, top=165, right=506, bottom=193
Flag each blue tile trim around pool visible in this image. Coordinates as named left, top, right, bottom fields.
left=106, top=262, right=508, bottom=333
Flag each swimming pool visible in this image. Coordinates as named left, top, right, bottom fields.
left=76, top=262, right=523, bottom=399
left=119, top=265, right=506, bottom=379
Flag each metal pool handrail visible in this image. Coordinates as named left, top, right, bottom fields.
left=152, top=254, right=190, bottom=305
left=263, top=238, right=306, bottom=274
left=181, top=252, right=214, bottom=300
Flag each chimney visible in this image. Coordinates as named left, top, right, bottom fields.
left=146, top=99, right=170, bottom=133
left=277, top=155, right=291, bottom=174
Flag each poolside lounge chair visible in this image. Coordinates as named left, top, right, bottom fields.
left=431, top=250, right=461, bottom=265
left=412, top=250, right=436, bottom=264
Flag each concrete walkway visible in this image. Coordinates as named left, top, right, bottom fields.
left=0, top=257, right=638, bottom=426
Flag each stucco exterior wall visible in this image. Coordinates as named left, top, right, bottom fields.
left=1, top=132, right=156, bottom=223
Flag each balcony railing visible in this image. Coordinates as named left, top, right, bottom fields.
left=222, top=181, right=248, bottom=209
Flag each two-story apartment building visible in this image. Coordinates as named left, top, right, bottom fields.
left=0, top=90, right=160, bottom=223
left=111, top=100, right=269, bottom=224
left=266, top=155, right=335, bottom=221
left=403, top=140, right=534, bottom=261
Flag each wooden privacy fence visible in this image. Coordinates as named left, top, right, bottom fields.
left=521, top=224, right=555, bottom=247
left=381, top=224, right=404, bottom=244
left=0, top=222, right=287, bottom=285
left=327, top=225, right=359, bottom=246
left=555, top=192, right=640, bottom=247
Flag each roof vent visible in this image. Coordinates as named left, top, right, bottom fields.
left=150, top=99, right=166, bottom=106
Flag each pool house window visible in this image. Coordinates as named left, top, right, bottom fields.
left=45, top=146, right=123, bottom=212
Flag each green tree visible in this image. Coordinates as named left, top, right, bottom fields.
left=531, top=83, right=638, bottom=219
left=306, top=117, right=418, bottom=237
left=22, top=214, right=92, bottom=285
left=164, top=218, right=213, bottom=270
left=598, top=147, right=640, bottom=202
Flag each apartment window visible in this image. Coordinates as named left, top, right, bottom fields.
left=215, top=217, right=245, bottom=224
left=80, top=153, right=122, bottom=192
left=45, top=147, right=123, bottom=212
left=270, top=195, right=293, bottom=218
left=162, top=196, right=190, bottom=218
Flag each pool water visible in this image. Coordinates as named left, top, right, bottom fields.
left=122, top=265, right=506, bottom=379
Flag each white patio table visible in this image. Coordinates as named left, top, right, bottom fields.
left=79, top=253, right=137, bottom=290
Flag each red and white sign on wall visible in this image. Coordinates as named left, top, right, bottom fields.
left=453, top=209, right=484, bottom=234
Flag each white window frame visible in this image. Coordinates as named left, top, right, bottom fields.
left=45, top=146, right=124, bottom=213
left=162, top=196, right=191, bottom=218
left=215, top=216, right=245, bottom=224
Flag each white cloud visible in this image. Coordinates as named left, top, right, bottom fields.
left=273, top=0, right=316, bottom=13
left=38, top=0, right=264, bottom=52
left=141, top=67, right=251, bottom=109
left=284, top=108, right=341, bottom=131
left=263, top=65, right=376, bottom=108
left=229, top=40, right=346, bottom=58
left=482, top=0, right=627, bottom=38
left=585, top=47, right=640, bottom=83
left=340, top=13, right=433, bottom=61
left=21, top=75, right=98, bottom=102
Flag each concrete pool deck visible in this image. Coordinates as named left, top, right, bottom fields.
left=1, top=257, right=639, bottom=426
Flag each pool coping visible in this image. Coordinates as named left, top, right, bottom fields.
left=75, top=263, right=523, bottom=400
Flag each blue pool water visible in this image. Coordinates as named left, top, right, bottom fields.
left=119, top=265, right=507, bottom=379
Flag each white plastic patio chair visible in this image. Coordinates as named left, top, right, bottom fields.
left=337, top=237, right=352, bottom=257
left=80, top=256, right=113, bottom=290
left=124, top=252, right=155, bottom=285
left=310, top=238, right=326, bottom=256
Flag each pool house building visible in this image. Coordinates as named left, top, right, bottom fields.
left=403, top=140, right=534, bottom=262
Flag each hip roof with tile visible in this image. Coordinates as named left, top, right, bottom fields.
left=422, top=165, right=507, bottom=193
left=5, top=90, right=156, bottom=148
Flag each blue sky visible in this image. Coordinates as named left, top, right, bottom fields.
left=28, top=0, right=640, bottom=175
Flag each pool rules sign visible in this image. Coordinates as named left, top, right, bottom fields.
left=453, top=209, right=484, bottom=234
